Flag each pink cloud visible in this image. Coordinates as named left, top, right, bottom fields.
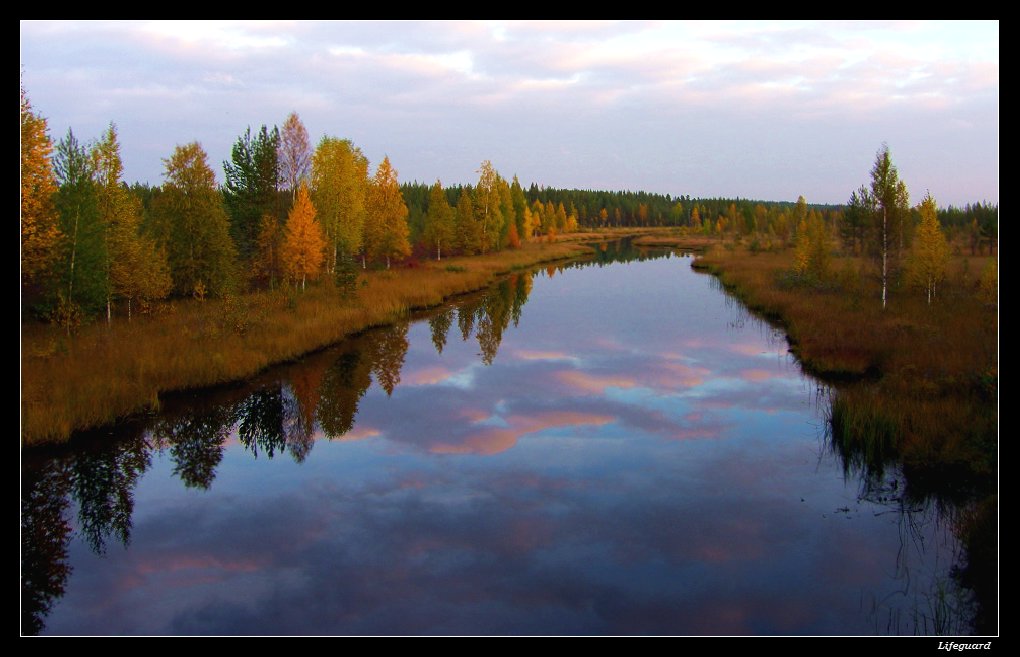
left=403, top=366, right=455, bottom=386
left=555, top=370, right=638, bottom=394
left=431, top=410, right=615, bottom=455
left=740, top=369, right=775, bottom=382
left=335, top=426, right=381, bottom=442
left=513, top=349, right=575, bottom=361
left=458, top=407, right=491, bottom=423
left=730, top=343, right=767, bottom=356
left=432, top=427, right=519, bottom=455
left=651, top=361, right=710, bottom=389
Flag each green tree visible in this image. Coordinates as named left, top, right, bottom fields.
left=474, top=161, right=503, bottom=253
left=253, top=213, right=283, bottom=290
left=364, top=156, right=410, bottom=269
left=222, top=125, right=280, bottom=265
left=496, top=174, right=515, bottom=249
left=510, top=175, right=527, bottom=242
left=906, top=192, right=950, bottom=305
left=841, top=186, right=872, bottom=256
left=868, top=144, right=910, bottom=309
left=312, top=137, right=369, bottom=272
left=423, top=180, right=455, bottom=260
left=455, top=188, right=480, bottom=255
left=149, top=142, right=237, bottom=297
left=92, top=124, right=170, bottom=320
left=53, top=128, right=108, bottom=328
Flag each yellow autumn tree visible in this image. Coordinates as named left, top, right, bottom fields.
left=794, top=218, right=811, bottom=275
left=978, top=257, right=997, bottom=305
left=364, top=156, right=410, bottom=269
left=522, top=206, right=536, bottom=241
left=906, top=192, right=950, bottom=304
left=312, top=137, right=368, bottom=273
left=282, top=184, right=325, bottom=289
left=793, top=202, right=830, bottom=280
left=21, top=85, right=62, bottom=303
left=92, top=123, right=171, bottom=321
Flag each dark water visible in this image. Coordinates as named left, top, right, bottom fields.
left=21, top=242, right=974, bottom=635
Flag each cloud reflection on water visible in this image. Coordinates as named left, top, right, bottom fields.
left=29, top=252, right=961, bottom=636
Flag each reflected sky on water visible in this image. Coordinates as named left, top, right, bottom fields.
left=23, top=246, right=966, bottom=635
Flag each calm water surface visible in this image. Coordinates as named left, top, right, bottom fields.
left=22, top=244, right=969, bottom=635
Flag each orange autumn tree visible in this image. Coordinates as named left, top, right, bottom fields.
left=21, top=85, right=61, bottom=304
left=282, top=183, right=325, bottom=290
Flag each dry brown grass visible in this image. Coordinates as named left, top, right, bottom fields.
left=21, top=240, right=592, bottom=445
left=694, top=245, right=997, bottom=476
left=631, top=234, right=717, bottom=249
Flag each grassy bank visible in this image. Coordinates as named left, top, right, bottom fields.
left=692, top=244, right=997, bottom=479
left=631, top=233, right=717, bottom=250
left=22, top=239, right=602, bottom=446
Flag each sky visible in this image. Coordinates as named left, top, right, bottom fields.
left=20, top=20, right=998, bottom=207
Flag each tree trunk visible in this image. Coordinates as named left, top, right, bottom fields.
left=881, top=207, right=887, bottom=310
left=68, top=213, right=79, bottom=310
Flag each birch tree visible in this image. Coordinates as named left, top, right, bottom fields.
left=869, top=145, right=910, bottom=309
left=278, top=112, right=312, bottom=198
left=907, top=192, right=949, bottom=304
left=364, top=157, right=410, bottom=269
left=312, top=137, right=368, bottom=272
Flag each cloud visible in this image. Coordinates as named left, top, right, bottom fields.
left=740, top=368, right=776, bottom=382
left=555, top=370, right=638, bottom=394
left=20, top=19, right=997, bottom=223
left=430, top=410, right=616, bottom=455
left=402, top=366, right=456, bottom=386
left=512, top=349, right=578, bottom=362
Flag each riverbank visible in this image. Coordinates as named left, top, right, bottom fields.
left=692, top=244, right=998, bottom=634
left=22, top=237, right=623, bottom=446
left=691, top=245, right=997, bottom=479
left=630, top=234, right=716, bottom=250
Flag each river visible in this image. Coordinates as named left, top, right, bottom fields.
left=21, top=241, right=972, bottom=635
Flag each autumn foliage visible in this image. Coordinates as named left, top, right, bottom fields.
left=282, top=184, right=325, bottom=289
left=20, top=86, right=61, bottom=300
